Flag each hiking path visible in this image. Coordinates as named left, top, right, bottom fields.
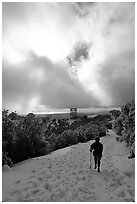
left=2, top=130, right=135, bottom=202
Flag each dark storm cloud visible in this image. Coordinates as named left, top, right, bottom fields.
left=2, top=52, right=100, bottom=113
left=73, top=2, right=95, bottom=18
left=67, top=42, right=91, bottom=76
left=67, top=42, right=91, bottom=65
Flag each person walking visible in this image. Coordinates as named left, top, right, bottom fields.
left=90, top=137, right=103, bottom=172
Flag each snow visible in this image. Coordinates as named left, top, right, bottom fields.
left=2, top=130, right=135, bottom=202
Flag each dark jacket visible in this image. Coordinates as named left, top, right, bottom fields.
left=90, top=141, right=103, bottom=156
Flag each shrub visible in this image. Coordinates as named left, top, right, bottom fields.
left=2, top=152, right=13, bottom=167
left=110, top=100, right=135, bottom=148
left=60, top=129, right=77, bottom=147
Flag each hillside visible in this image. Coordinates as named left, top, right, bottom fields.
left=2, top=130, right=135, bottom=202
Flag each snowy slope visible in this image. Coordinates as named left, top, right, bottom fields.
left=2, top=130, right=135, bottom=202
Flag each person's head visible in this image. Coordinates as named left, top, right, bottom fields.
left=95, top=137, right=100, bottom=142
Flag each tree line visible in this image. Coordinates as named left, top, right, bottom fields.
left=2, top=110, right=110, bottom=166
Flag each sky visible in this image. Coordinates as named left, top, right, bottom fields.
left=2, top=2, right=135, bottom=114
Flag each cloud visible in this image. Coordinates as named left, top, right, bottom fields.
left=66, top=41, right=91, bottom=76
left=73, top=2, right=95, bottom=18
left=67, top=41, right=91, bottom=65
left=96, top=50, right=135, bottom=106
left=77, top=2, right=135, bottom=106
left=2, top=2, right=135, bottom=112
left=2, top=2, right=81, bottom=63
left=2, top=52, right=100, bottom=113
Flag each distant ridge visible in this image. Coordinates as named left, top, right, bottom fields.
left=19, top=107, right=121, bottom=117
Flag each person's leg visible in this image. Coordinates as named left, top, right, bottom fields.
left=97, top=155, right=102, bottom=172
left=94, top=156, right=97, bottom=169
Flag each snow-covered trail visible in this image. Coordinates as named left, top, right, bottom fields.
left=2, top=130, right=135, bottom=202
